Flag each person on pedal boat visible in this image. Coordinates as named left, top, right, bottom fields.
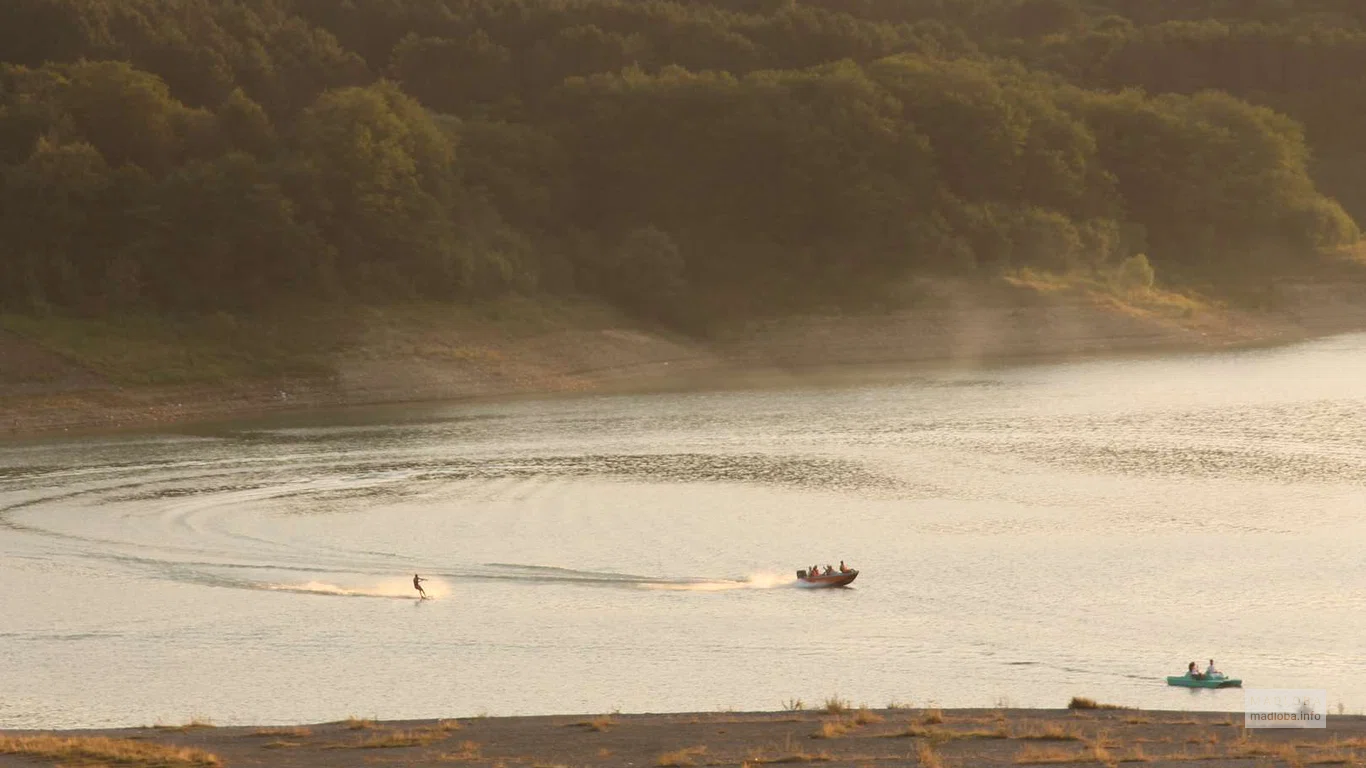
left=1205, top=659, right=1220, bottom=678
left=1187, top=661, right=1205, bottom=679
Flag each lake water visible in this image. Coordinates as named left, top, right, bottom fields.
left=4, top=335, right=1366, bottom=729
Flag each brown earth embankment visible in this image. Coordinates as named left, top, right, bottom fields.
left=5, top=279, right=1366, bottom=438
left=2, top=707, right=1362, bottom=768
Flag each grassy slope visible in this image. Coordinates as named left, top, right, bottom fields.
left=0, top=296, right=628, bottom=388
left=5, top=270, right=1366, bottom=436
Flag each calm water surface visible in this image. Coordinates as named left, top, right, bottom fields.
left=4, top=336, right=1366, bottom=728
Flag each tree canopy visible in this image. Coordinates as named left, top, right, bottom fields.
left=1, top=0, right=1361, bottom=322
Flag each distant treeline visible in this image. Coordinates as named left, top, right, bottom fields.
left=1, top=0, right=1362, bottom=323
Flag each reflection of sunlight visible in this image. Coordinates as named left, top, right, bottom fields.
left=266, top=578, right=450, bottom=599
left=640, top=572, right=796, bottom=592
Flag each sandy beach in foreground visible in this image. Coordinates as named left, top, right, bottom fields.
left=2, top=707, right=1362, bottom=767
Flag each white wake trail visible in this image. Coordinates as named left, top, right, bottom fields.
left=265, top=577, right=450, bottom=599
left=640, top=571, right=797, bottom=592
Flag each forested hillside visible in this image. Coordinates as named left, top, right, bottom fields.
left=1, top=0, right=1362, bottom=326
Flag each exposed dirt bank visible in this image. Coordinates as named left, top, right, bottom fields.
left=5, top=278, right=1366, bottom=438
left=2, top=707, right=1362, bottom=768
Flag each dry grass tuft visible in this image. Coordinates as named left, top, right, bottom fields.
left=824, top=697, right=851, bottom=715
left=1227, top=737, right=1299, bottom=761
left=920, top=709, right=945, bottom=725
left=852, top=707, right=884, bottom=726
left=435, top=719, right=464, bottom=732
left=1015, top=744, right=1085, bottom=764
left=343, top=716, right=375, bottom=730
left=916, top=741, right=945, bottom=768
left=811, top=720, right=849, bottom=739
left=1014, top=721, right=1084, bottom=741
left=1169, top=744, right=1226, bottom=762
left=657, top=746, right=708, bottom=766
left=884, top=724, right=1005, bottom=744
left=750, top=751, right=833, bottom=764
left=893, top=725, right=952, bottom=744
left=326, top=728, right=444, bottom=749
left=1068, top=697, right=1128, bottom=711
left=0, top=734, right=220, bottom=766
left=250, top=726, right=313, bottom=738
left=1305, top=748, right=1358, bottom=765
left=435, top=740, right=483, bottom=761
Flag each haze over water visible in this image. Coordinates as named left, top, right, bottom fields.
left=3, top=335, right=1366, bottom=729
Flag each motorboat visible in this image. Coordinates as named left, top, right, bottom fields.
left=796, top=568, right=858, bottom=588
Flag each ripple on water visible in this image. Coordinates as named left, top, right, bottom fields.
left=3, top=340, right=1366, bottom=727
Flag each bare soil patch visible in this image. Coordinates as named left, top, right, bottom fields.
left=3, top=709, right=1362, bottom=768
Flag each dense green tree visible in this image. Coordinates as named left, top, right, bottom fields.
left=0, top=138, right=115, bottom=310
left=600, top=226, right=690, bottom=323
left=144, top=153, right=334, bottom=309
left=0, top=0, right=1362, bottom=323
left=59, top=60, right=215, bottom=173
left=389, top=31, right=516, bottom=113
left=215, top=88, right=278, bottom=158
left=286, top=81, right=464, bottom=297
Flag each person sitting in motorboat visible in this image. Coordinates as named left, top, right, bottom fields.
left=839, top=561, right=849, bottom=573
left=1206, top=659, right=1221, bottom=678
left=824, top=564, right=834, bottom=575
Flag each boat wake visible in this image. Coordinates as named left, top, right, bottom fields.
left=246, top=566, right=793, bottom=599
left=472, top=564, right=797, bottom=591
left=639, top=572, right=797, bottom=591
left=264, top=578, right=449, bottom=600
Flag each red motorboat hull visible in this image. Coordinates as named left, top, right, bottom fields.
left=796, top=569, right=858, bottom=588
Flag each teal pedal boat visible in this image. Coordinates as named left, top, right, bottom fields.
left=1167, top=675, right=1242, bottom=688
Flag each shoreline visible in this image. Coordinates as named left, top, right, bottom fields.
left=0, top=334, right=1290, bottom=442
left=4, top=707, right=1363, bottom=767
left=6, top=278, right=1366, bottom=440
